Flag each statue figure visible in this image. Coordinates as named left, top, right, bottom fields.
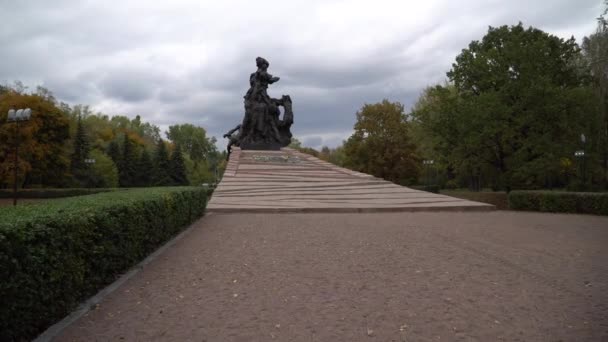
left=225, top=57, right=293, bottom=150
left=223, top=124, right=241, bottom=159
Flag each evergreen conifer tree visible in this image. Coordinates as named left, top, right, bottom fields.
left=153, top=139, right=172, bottom=186
left=107, top=140, right=121, bottom=166
left=70, top=115, right=91, bottom=186
left=136, top=148, right=153, bottom=186
left=169, top=144, right=189, bottom=185
left=119, top=134, right=137, bottom=187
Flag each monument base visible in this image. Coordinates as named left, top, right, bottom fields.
left=208, top=147, right=495, bottom=213
left=239, top=141, right=283, bottom=150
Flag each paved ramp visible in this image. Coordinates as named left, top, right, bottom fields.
left=207, top=148, right=493, bottom=213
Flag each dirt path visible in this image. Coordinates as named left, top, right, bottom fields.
left=57, top=211, right=608, bottom=341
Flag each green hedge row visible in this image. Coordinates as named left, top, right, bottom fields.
left=508, top=190, right=608, bottom=215
left=441, top=190, right=508, bottom=210
left=0, top=188, right=120, bottom=199
left=0, top=187, right=209, bottom=341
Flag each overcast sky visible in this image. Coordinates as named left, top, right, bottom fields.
left=0, top=0, right=602, bottom=149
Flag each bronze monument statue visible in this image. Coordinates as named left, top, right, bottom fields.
left=224, top=57, right=294, bottom=152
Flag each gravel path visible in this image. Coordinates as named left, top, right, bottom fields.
left=57, top=211, right=608, bottom=341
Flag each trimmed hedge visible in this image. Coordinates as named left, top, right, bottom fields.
left=441, top=190, right=508, bottom=210
left=508, top=190, right=608, bottom=215
left=0, top=188, right=120, bottom=199
left=0, top=187, right=209, bottom=341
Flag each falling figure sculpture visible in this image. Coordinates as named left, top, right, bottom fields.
left=224, top=57, right=294, bottom=152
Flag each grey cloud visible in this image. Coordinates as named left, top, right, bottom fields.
left=0, top=0, right=602, bottom=149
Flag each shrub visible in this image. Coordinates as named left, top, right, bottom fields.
left=508, top=191, right=608, bottom=215
left=0, top=187, right=208, bottom=341
left=441, top=190, right=508, bottom=210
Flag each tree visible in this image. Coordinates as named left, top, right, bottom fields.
left=88, top=149, right=119, bottom=188
left=153, top=140, right=172, bottom=186
left=135, top=149, right=153, bottom=187
left=343, top=99, right=420, bottom=184
left=169, top=145, right=188, bottom=185
left=184, top=155, right=214, bottom=185
left=119, top=134, right=137, bottom=187
left=107, top=140, right=121, bottom=166
left=0, top=88, right=70, bottom=188
left=582, top=6, right=608, bottom=188
left=70, top=115, right=91, bottom=186
left=166, top=124, right=214, bottom=162
left=424, top=23, right=596, bottom=190
left=288, top=137, right=302, bottom=149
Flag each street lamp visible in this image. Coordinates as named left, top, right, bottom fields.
left=576, top=133, right=587, bottom=191
left=6, top=108, right=32, bottom=206
left=423, top=159, right=434, bottom=189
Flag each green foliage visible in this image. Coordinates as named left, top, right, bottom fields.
left=118, top=135, right=137, bottom=187
left=153, top=140, right=172, bottom=186
left=411, top=23, right=599, bottom=191
left=184, top=155, right=214, bottom=185
left=106, top=140, right=121, bottom=166
left=343, top=99, right=420, bottom=185
left=88, top=149, right=119, bottom=188
left=288, top=137, right=303, bottom=149
left=169, top=145, right=188, bottom=185
left=70, top=115, right=91, bottom=186
left=581, top=14, right=608, bottom=189
left=166, top=124, right=216, bottom=162
left=0, top=187, right=209, bottom=340
left=441, top=190, right=509, bottom=210
left=135, top=149, right=153, bottom=187
left=508, top=190, right=608, bottom=215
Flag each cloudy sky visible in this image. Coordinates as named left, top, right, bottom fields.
left=0, top=0, right=602, bottom=149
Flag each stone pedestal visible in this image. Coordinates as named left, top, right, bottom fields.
left=208, top=147, right=495, bottom=213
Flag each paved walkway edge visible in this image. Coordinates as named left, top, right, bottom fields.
left=207, top=204, right=495, bottom=214
left=33, top=214, right=210, bottom=342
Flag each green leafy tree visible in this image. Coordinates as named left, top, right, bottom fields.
left=184, top=155, right=214, bottom=185
left=415, top=23, right=596, bottom=191
left=166, top=124, right=215, bottom=162
left=88, top=149, right=119, bottom=188
left=153, top=140, right=172, bottom=186
left=169, top=145, right=188, bottom=185
left=582, top=7, right=608, bottom=188
left=343, top=99, right=420, bottom=184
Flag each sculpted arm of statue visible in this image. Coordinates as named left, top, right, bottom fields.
left=223, top=124, right=241, bottom=138
left=268, top=73, right=280, bottom=84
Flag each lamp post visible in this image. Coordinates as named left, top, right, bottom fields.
left=423, top=159, right=434, bottom=189
left=575, top=133, right=587, bottom=191
left=6, top=108, right=32, bottom=206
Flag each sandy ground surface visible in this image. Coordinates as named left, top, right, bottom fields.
left=57, top=211, right=608, bottom=342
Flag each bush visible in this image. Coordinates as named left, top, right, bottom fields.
left=0, top=188, right=119, bottom=199
left=441, top=190, right=508, bottom=210
left=0, top=187, right=208, bottom=341
left=508, top=191, right=608, bottom=215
